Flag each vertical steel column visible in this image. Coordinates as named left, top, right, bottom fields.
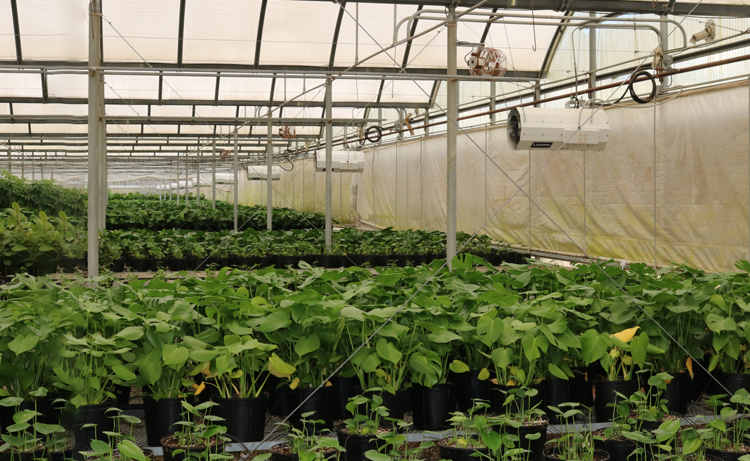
left=589, top=12, right=597, bottom=99
left=325, top=77, right=333, bottom=247
left=446, top=6, right=458, bottom=270
left=6, top=146, right=10, bottom=176
left=87, top=0, right=104, bottom=277
left=20, top=151, right=24, bottom=179
left=176, top=157, right=180, bottom=205
left=196, top=139, right=200, bottom=205
left=267, top=111, right=273, bottom=230
left=185, top=149, right=189, bottom=203
left=660, top=21, right=669, bottom=91
left=489, top=83, right=496, bottom=124
left=40, top=163, right=43, bottom=180
left=234, top=130, right=239, bottom=232
left=212, top=140, right=216, bottom=209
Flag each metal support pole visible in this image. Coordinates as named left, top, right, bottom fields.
left=20, top=151, right=24, bottom=179
left=325, top=77, right=333, bottom=247
left=212, top=140, right=216, bottom=209
left=589, top=12, right=597, bottom=99
left=446, top=6, right=458, bottom=270
left=176, top=157, right=180, bottom=205
left=185, top=150, right=189, bottom=203
left=196, top=140, right=200, bottom=205
left=267, top=111, right=273, bottom=230
left=234, top=130, right=239, bottom=232
left=87, top=0, right=104, bottom=277
left=489, top=83, right=496, bottom=124
left=40, top=163, right=43, bottom=180
left=660, top=21, right=669, bottom=92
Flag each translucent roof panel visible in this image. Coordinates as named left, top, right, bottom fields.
left=182, top=0, right=262, bottom=64
left=259, top=1, right=339, bottom=67
left=47, top=74, right=88, bottom=99
left=219, top=77, right=273, bottom=101
left=150, top=105, right=193, bottom=117
left=0, top=124, right=29, bottom=134
left=17, top=0, right=88, bottom=61
left=102, top=0, right=180, bottom=62
left=332, top=79, right=382, bottom=103
left=0, top=2, right=16, bottom=61
left=104, top=74, right=160, bottom=100
left=32, top=124, right=87, bottom=134
left=273, top=78, right=326, bottom=103
left=13, top=104, right=87, bottom=116
left=193, top=106, right=237, bottom=118
left=335, top=4, right=418, bottom=68
left=105, top=105, right=149, bottom=116
left=180, top=125, right=216, bottom=135
left=0, top=74, right=42, bottom=98
left=108, top=124, right=141, bottom=134
left=482, top=15, right=558, bottom=70
left=162, top=76, right=216, bottom=100
left=379, top=79, right=432, bottom=104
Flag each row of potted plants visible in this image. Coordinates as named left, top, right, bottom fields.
left=1, top=257, right=750, bottom=458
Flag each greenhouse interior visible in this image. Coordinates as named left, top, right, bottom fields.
left=4, top=1, right=750, bottom=461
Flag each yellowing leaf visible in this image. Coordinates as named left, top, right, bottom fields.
left=686, top=357, right=694, bottom=380
left=612, top=327, right=640, bottom=343
left=201, top=363, right=212, bottom=377
left=325, top=381, right=332, bottom=387
left=194, top=382, right=206, bottom=396
left=478, top=368, right=490, bottom=381
left=622, top=355, right=632, bottom=365
left=289, top=377, right=300, bottom=390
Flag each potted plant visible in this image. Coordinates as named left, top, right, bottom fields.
left=544, top=403, right=609, bottom=461
left=621, top=418, right=682, bottom=461
left=0, top=406, right=45, bottom=461
left=699, top=390, right=750, bottom=461
left=580, top=327, right=663, bottom=422
left=409, top=329, right=459, bottom=430
left=593, top=392, right=636, bottom=461
left=160, top=401, right=229, bottom=461
left=210, top=335, right=293, bottom=443
left=271, top=412, right=345, bottom=461
left=496, top=387, right=548, bottom=461
left=78, top=408, right=148, bottom=461
left=451, top=310, right=498, bottom=412
left=336, top=394, right=392, bottom=461
left=363, top=420, right=434, bottom=461
left=437, top=402, right=493, bottom=461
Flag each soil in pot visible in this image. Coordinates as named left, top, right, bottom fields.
left=270, top=442, right=337, bottom=461
left=289, top=386, right=332, bottom=432
left=337, top=426, right=389, bottom=461
left=412, top=384, right=455, bottom=431
left=144, top=396, right=191, bottom=447
left=215, top=395, right=267, bottom=443
left=593, top=380, right=637, bottom=422
left=706, top=446, right=750, bottom=461
left=0, top=448, right=45, bottom=461
left=543, top=447, right=610, bottom=461
left=437, top=439, right=490, bottom=461
left=453, top=370, right=491, bottom=412
left=330, top=376, right=359, bottom=420
left=160, top=435, right=225, bottom=461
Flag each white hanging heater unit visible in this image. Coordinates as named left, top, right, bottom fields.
left=315, top=150, right=365, bottom=172
left=247, top=166, right=281, bottom=181
left=506, top=107, right=610, bottom=151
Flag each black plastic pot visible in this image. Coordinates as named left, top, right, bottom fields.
left=664, top=372, right=688, bottom=414
left=270, top=443, right=337, bottom=461
left=330, top=377, right=359, bottom=420
left=115, top=385, right=131, bottom=407
left=689, top=358, right=712, bottom=403
left=412, top=384, right=454, bottom=431
left=68, top=400, right=117, bottom=460
left=543, top=447, right=609, bottom=461
left=49, top=449, right=74, bottom=461
left=0, top=396, right=58, bottom=431
left=363, top=389, right=406, bottom=423
left=719, top=373, right=750, bottom=409
left=323, top=255, right=345, bottom=269
left=490, top=383, right=543, bottom=416
left=161, top=437, right=224, bottom=461
left=438, top=442, right=490, bottom=461
left=706, top=448, right=746, bottom=461
left=289, top=386, right=332, bottom=432
left=454, top=370, right=491, bottom=412
left=267, top=381, right=293, bottom=417
left=144, top=396, right=191, bottom=447
left=215, top=396, right=267, bottom=443
left=543, top=379, right=571, bottom=423
left=571, top=367, right=594, bottom=406
left=337, top=427, right=383, bottom=461
left=505, top=421, right=548, bottom=461
left=594, top=439, right=635, bottom=461
left=0, top=448, right=45, bottom=461
left=594, top=380, right=638, bottom=422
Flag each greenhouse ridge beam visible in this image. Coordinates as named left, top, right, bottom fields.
left=313, top=0, right=750, bottom=17
left=0, top=116, right=375, bottom=126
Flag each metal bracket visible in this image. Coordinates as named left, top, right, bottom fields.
left=556, top=0, right=570, bottom=13
left=661, top=0, right=677, bottom=15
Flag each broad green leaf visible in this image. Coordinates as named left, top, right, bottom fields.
left=8, top=335, right=39, bottom=356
